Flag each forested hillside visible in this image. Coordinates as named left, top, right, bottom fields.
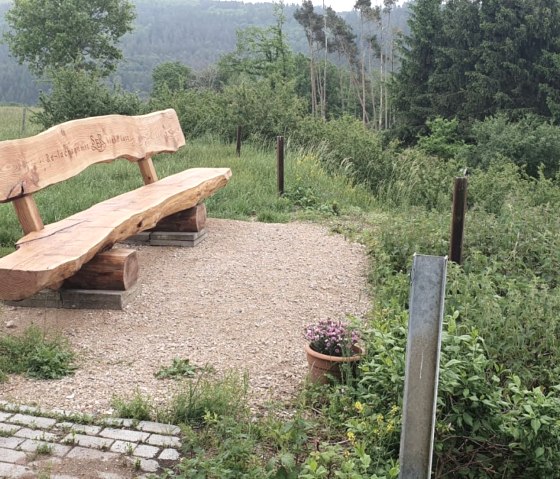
left=0, top=0, right=410, bottom=104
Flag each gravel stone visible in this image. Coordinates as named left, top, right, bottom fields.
left=0, top=220, right=370, bottom=414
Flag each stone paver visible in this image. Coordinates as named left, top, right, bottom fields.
left=109, top=440, right=136, bottom=454
left=145, top=433, right=181, bottom=448
left=137, top=458, right=159, bottom=473
left=14, top=428, right=57, bottom=441
left=0, top=462, right=33, bottom=478
left=56, top=422, right=102, bottom=435
left=0, top=404, right=183, bottom=476
left=137, top=421, right=180, bottom=435
left=159, top=448, right=181, bottom=461
left=0, top=446, right=27, bottom=464
left=99, top=427, right=149, bottom=443
left=19, top=439, right=72, bottom=457
left=10, top=414, right=57, bottom=429
left=0, top=436, right=25, bottom=449
left=0, top=413, right=13, bottom=422
left=132, top=444, right=160, bottom=459
left=0, top=422, right=20, bottom=434
left=63, top=433, right=114, bottom=450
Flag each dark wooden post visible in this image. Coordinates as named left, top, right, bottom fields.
left=236, top=126, right=242, bottom=157
left=449, top=176, right=468, bottom=264
left=277, top=136, right=285, bottom=196
left=21, top=107, right=27, bottom=135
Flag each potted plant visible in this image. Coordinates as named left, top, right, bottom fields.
left=304, top=319, right=363, bottom=384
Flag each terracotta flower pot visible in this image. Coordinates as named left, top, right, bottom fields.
left=304, top=343, right=363, bottom=384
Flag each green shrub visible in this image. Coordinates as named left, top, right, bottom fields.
left=34, top=68, right=143, bottom=129
left=417, top=117, right=466, bottom=160
left=465, top=114, right=560, bottom=177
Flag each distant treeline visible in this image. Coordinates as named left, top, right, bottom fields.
left=0, top=0, right=409, bottom=105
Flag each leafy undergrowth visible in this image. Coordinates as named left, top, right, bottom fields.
left=0, top=326, right=75, bottom=381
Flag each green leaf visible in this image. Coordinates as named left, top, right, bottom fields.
left=535, top=447, right=545, bottom=459
left=463, top=412, right=474, bottom=427
left=531, top=418, right=541, bottom=434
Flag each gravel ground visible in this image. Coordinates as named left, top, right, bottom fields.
left=0, top=219, right=370, bottom=415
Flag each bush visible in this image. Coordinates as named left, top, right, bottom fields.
left=149, top=76, right=305, bottom=143
left=465, top=114, right=560, bottom=178
left=34, top=68, right=143, bottom=129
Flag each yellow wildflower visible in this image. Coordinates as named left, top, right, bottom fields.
left=354, top=401, right=364, bottom=414
left=390, top=405, right=399, bottom=416
left=347, top=431, right=356, bottom=445
left=376, top=414, right=384, bottom=424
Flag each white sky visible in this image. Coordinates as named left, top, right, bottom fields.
left=244, top=0, right=406, bottom=14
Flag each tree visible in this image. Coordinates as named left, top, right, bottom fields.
left=152, top=62, right=193, bottom=97
left=294, top=0, right=325, bottom=117
left=392, top=0, right=442, bottom=141
left=218, top=2, right=293, bottom=84
left=3, top=0, right=136, bottom=76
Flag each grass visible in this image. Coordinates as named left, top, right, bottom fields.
left=0, top=135, right=373, bottom=254
left=0, top=106, right=41, bottom=141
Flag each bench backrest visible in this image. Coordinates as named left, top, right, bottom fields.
left=0, top=109, right=185, bottom=234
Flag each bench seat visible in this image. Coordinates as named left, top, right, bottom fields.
left=0, top=167, right=231, bottom=301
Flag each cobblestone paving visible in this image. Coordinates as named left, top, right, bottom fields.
left=0, top=401, right=182, bottom=478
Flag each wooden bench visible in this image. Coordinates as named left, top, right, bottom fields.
left=0, top=109, right=231, bottom=306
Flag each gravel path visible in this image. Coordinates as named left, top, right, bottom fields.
left=0, top=219, right=370, bottom=415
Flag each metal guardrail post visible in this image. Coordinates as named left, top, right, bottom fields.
left=399, top=254, right=448, bottom=479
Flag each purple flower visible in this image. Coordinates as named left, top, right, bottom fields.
left=304, top=319, right=360, bottom=357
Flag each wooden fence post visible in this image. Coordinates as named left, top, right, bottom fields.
left=276, top=136, right=284, bottom=196
left=21, top=107, right=27, bottom=135
left=236, top=126, right=242, bottom=157
left=449, top=176, right=468, bottom=264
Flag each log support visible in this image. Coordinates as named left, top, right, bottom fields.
left=152, top=204, right=207, bottom=233
left=63, top=248, right=139, bottom=291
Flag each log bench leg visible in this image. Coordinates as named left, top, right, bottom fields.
left=4, top=248, right=140, bottom=310
left=127, top=204, right=208, bottom=247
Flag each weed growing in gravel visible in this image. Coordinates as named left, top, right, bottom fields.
left=155, top=358, right=199, bottom=379
left=0, top=326, right=75, bottom=380
left=35, top=442, right=53, bottom=455
left=161, top=371, right=249, bottom=426
left=111, top=390, right=153, bottom=421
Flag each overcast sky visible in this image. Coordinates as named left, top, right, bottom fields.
left=243, top=0, right=406, bottom=14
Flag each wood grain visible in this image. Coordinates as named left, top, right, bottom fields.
left=0, top=168, right=232, bottom=301
left=0, top=109, right=185, bottom=203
